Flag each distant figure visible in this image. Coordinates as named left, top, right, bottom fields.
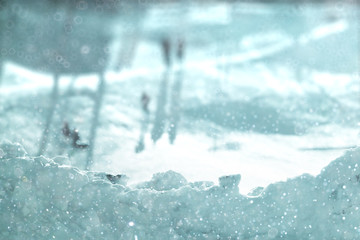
left=62, top=121, right=88, bottom=149
left=72, top=129, right=89, bottom=149
left=141, top=92, right=150, bottom=113
left=62, top=121, right=71, bottom=138
left=161, top=37, right=171, bottom=67
left=176, top=39, right=185, bottom=61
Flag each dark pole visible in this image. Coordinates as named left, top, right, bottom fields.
left=38, top=73, right=59, bottom=156
left=85, top=72, right=105, bottom=170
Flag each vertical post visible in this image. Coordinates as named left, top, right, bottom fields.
left=85, top=72, right=105, bottom=170
left=168, top=39, right=185, bottom=144
left=150, top=70, right=169, bottom=143
left=168, top=68, right=183, bottom=144
left=38, top=73, right=59, bottom=156
left=0, top=60, right=3, bottom=88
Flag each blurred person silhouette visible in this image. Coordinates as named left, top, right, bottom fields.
left=161, top=37, right=171, bottom=67
left=135, top=92, right=151, bottom=153
left=62, top=121, right=71, bottom=138
left=62, top=121, right=88, bottom=149
left=176, top=39, right=185, bottom=62
left=141, top=92, right=150, bottom=113
left=72, top=129, right=89, bottom=149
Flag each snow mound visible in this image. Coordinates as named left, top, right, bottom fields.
left=0, top=142, right=359, bottom=239
left=136, top=170, right=188, bottom=191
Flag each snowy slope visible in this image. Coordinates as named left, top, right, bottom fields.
left=0, top=2, right=359, bottom=194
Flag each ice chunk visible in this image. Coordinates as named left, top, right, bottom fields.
left=247, top=186, right=264, bottom=197
left=1, top=142, right=360, bottom=239
left=138, top=170, right=188, bottom=191
left=89, top=172, right=129, bottom=186
left=0, top=141, right=27, bottom=158
left=219, top=174, right=241, bottom=191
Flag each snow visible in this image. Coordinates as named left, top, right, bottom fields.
left=0, top=1, right=359, bottom=238
left=0, top=4, right=358, bottom=180
left=1, top=141, right=360, bottom=239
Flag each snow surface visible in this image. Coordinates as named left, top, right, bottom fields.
left=1, top=141, right=360, bottom=239
left=0, top=2, right=360, bottom=237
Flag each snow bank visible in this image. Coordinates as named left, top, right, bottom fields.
left=1, top=141, right=359, bottom=239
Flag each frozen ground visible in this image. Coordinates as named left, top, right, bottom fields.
left=1, top=142, right=360, bottom=239
left=0, top=2, right=359, bottom=196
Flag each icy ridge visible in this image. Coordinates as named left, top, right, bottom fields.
left=0, top=142, right=359, bottom=239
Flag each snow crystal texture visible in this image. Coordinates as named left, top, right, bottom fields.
left=0, top=142, right=360, bottom=239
